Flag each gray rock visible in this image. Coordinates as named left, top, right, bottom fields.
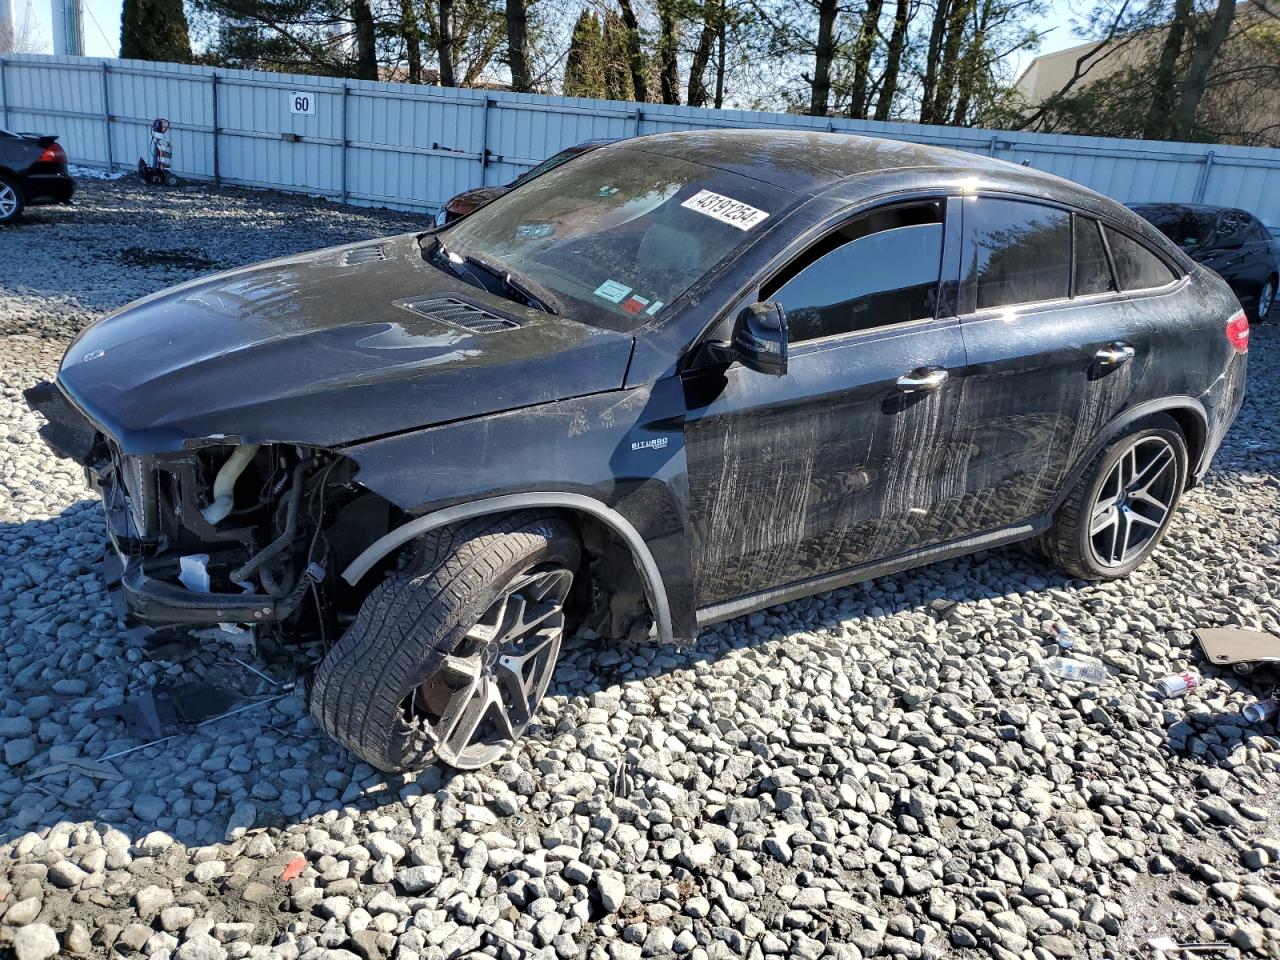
left=11, top=924, right=59, bottom=960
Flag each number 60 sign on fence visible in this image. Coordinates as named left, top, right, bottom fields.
left=289, top=92, right=316, bottom=116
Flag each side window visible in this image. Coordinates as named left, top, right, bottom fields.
left=765, top=202, right=944, bottom=343
left=1215, top=210, right=1249, bottom=245
left=1073, top=215, right=1115, bottom=297
left=1104, top=226, right=1178, bottom=291
left=964, top=197, right=1071, bottom=310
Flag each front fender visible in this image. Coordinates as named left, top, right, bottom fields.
left=339, top=380, right=697, bottom=641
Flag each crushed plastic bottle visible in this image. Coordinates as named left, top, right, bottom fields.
left=1042, top=656, right=1109, bottom=684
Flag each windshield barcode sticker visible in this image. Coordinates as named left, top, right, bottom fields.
left=681, top=190, right=769, bottom=231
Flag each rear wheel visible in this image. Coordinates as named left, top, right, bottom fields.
left=0, top=175, right=25, bottom=224
left=309, top=514, right=579, bottom=772
left=1040, top=417, right=1187, bottom=580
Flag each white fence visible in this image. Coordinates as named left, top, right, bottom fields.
left=4, top=53, right=1280, bottom=226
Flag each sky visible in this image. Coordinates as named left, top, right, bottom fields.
left=15, top=0, right=1083, bottom=85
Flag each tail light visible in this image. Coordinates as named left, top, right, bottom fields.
left=37, top=143, right=67, bottom=165
left=1225, top=309, right=1249, bottom=354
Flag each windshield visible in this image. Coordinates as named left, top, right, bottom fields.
left=434, top=145, right=797, bottom=332
left=511, top=146, right=589, bottom=187
left=1134, top=206, right=1217, bottom=248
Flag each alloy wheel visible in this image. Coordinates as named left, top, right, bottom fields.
left=1088, top=435, right=1178, bottom=568
left=0, top=182, right=18, bottom=220
left=1259, top=279, right=1275, bottom=320
left=407, top=564, right=572, bottom=769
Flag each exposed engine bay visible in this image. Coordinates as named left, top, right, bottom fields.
left=25, top=381, right=400, bottom=644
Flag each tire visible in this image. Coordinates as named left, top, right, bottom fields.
left=1040, top=416, right=1187, bottom=581
left=1250, top=275, right=1276, bottom=323
left=310, top=513, right=579, bottom=772
left=0, top=174, right=25, bottom=224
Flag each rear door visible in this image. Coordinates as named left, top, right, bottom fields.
left=1198, top=210, right=1262, bottom=298
left=949, top=197, right=1171, bottom=535
left=683, top=198, right=969, bottom=609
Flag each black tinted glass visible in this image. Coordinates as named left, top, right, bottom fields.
left=1074, top=217, right=1115, bottom=296
left=1105, top=227, right=1176, bottom=290
left=1133, top=206, right=1216, bottom=248
left=769, top=205, right=943, bottom=342
left=967, top=198, right=1071, bottom=310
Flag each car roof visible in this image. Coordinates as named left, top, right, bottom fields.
left=605, top=129, right=1202, bottom=270
left=613, top=128, right=1077, bottom=196
left=1129, top=201, right=1232, bottom=215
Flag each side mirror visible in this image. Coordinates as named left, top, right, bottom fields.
left=729, top=301, right=788, bottom=376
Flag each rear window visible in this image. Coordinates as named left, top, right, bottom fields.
left=1133, top=206, right=1216, bottom=249
left=964, top=198, right=1072, bottom=310
left=1105, top=227, right=1177, bottom=291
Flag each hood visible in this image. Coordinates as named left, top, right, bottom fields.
left=58, top=234, right=634, bottom=453
left=446, top=186, right=508, bottom=216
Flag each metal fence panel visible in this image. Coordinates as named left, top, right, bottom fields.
left=3, top=53, right=1280, bottom=229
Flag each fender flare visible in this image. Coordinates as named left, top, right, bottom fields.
left=1049, top=395, right=1209, bottom=514
left=340, top=492, right=674, bottom=644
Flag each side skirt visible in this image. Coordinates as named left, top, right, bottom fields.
left=695, top=518, right=1049, bottom=628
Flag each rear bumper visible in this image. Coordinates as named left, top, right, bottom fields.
left=1195, top=352, right=1247, bottom=482
left=22, top=171, right=75, bottom=205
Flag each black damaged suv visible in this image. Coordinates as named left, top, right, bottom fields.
left=28, top=131, right=1247, bottom=771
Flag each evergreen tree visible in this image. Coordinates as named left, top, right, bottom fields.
left=564, top=9, right=605, bottom=97
left=602, top=9, right=632, bottom=99
left=121, top=0, right=193, bottom=61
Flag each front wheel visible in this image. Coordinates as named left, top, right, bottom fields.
left=309, top=514, right=579, bottom=772
left=1039, top=417, right=1187, bottom=580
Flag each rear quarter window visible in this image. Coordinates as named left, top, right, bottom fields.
left=1105, top=226, right=1178, bottom=291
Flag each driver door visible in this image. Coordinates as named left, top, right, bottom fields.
left=683, top=198, right=968, bottom=610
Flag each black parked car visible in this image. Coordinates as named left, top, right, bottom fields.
left=0, top=128, right=76, bottom=224
left=28, top=131, right=1246, bottom=772
left=1129, top=202, right=1277, bottom=321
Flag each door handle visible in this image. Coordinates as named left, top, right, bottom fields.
left=895, top=367, right=949, bottom=393
left=1095, top=342, right=1136, bottom=366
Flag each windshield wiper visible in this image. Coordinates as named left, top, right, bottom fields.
left=426, top=238, right=559, bottom=316
left=462, top=254, right=561, bottom=316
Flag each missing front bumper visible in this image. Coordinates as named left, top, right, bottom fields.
left=104, top=553, right=282, bottom=627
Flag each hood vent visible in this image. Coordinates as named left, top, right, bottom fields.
left=396, top=297, right=521, bottom=333
left=340, top=245, right=387, bottom=266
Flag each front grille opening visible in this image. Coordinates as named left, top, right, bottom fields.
left=396, top=296, right=520, bottom=333
left=340, top=245, right=387, bottom=266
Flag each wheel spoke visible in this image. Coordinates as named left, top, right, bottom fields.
left=432, top=655, right=482, bottom=737
left=1130, top=488, right=1169, bottom=513
left=1126, top=506, right=1162, bottom=530
left=1115, top=508, right=1134, bottom=564
left=440, top=673, right=510, bottom=755
left=1131, top=446, right=1174, bottom=495
left=1090, top=505, right=1119, bottom=537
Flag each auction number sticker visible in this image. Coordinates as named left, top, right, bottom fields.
left=681, top=190, right=769, bottom=231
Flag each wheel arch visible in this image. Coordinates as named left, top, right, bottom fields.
left=1050, top=396, right=1208, bottom=515
left=340, top=492, right=675, bottom=644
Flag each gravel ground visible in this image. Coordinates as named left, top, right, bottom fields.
left=2, top=178, right=1279, bottom=960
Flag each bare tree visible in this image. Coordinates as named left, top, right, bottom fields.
left=1171, top=0, right=1237, bottom=137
